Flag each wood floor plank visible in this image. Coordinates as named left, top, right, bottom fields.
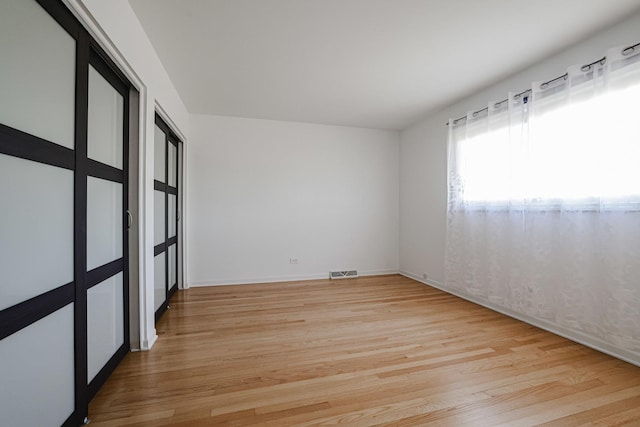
left=89, top=275, right=640, bottom=426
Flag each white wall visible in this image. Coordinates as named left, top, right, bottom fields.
left=188, top=115, right=399, bottom=286
left=67, top=0, right=190, bottom=349
left=400, top=10, right=640, bottom=285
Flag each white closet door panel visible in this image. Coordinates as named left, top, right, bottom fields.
left=0, top=0, right=75, bottom=148
left=87, top=176, right=123, bottom=271
left=87, top=272, right=124, bottom=382
left=168, top=142, right=177, bottom=187
left=168, top=194, right=177, bottom=238
left=88, top=65, right=124, bottom=169
left=0, top=304, right=75, bottom=426
left=0, top=154, right=73, bottom=310
left=154, top=125, right=166, bottom=182
left=154, top=190, right=166, bottom=246
left=154, top=254, right=166, bottom=311
left=168, top=244, right=177, bottom=288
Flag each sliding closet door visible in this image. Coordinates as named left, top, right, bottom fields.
left=167, top=136, right=179, bottom=297
left=85, top=52, right=130, bottom=399
left=0, top=1, right=77, bottom=425
left=154, top=122, right=167, bottom=317
left=0, top=1, right=131, bottom=424
left=154, top=115, right=180, bottom=321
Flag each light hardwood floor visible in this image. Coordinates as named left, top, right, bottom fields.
left=89, top=275, right=640, bottom=426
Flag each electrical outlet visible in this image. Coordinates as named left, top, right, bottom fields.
left=290, top=258, right=299, bottom=264
left=422, top=273, right=428, bottom=280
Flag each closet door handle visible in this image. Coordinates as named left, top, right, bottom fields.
left=126, top=210, right=133, bottom=229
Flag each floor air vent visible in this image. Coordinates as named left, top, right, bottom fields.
left=330, top=270, right=358, bottom=279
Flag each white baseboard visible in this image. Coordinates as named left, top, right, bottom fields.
left=187, top=269, right=399, bottom=288
left=140, top=333, right=158, bottom=351
left=359, top=269, right=400, bottom=277
left=188, top=273, right=328, bottom=287
left=400, top=271, right=640, bottom=368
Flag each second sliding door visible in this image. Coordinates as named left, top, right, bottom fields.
left=154, top=114, right=180, bottom=321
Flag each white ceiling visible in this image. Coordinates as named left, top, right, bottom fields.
left=129, top=0, right=640, bottom=130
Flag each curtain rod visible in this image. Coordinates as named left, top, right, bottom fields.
left=446, top=41, right=640, bottom=126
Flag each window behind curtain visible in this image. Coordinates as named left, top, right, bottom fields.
left=449, top=46, right=640, bottom=210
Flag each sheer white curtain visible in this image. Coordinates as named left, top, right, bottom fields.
left=445, top=45, right=640, bottom=357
